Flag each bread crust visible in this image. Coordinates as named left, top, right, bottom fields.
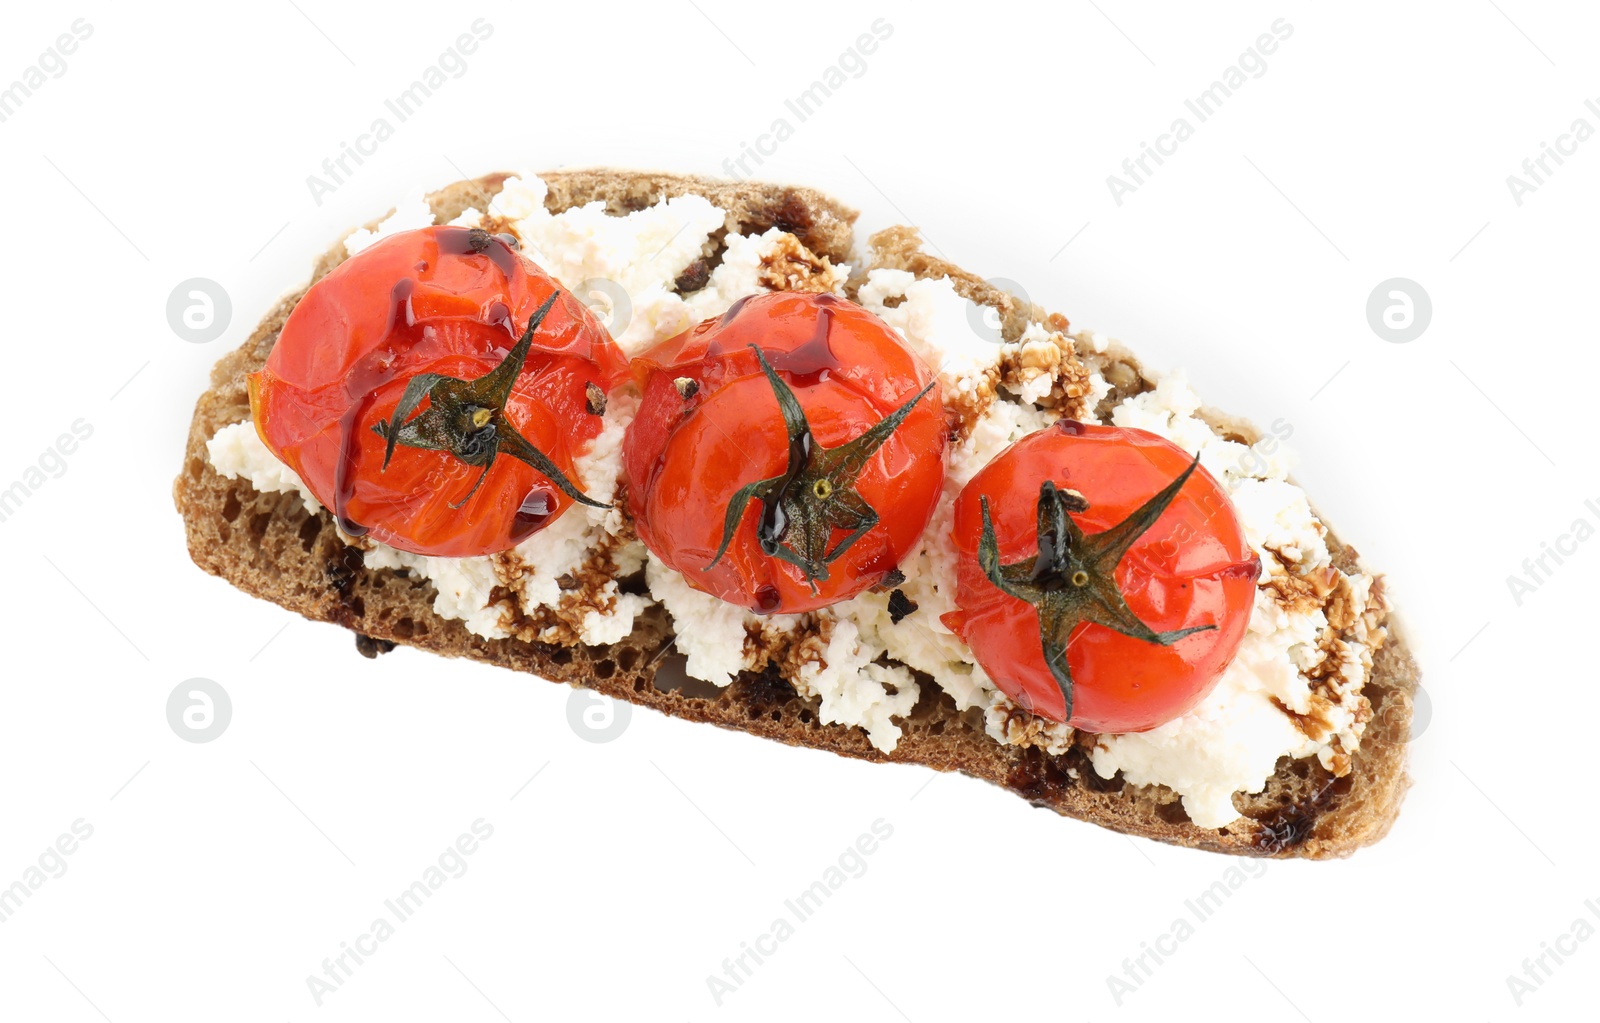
left=173, top=170, right=1415, bottom=858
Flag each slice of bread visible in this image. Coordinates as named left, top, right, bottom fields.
left=173, top=170, right=1417, bottom=858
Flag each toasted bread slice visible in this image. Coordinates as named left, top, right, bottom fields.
left=173, top=170, right=1416, bottom=858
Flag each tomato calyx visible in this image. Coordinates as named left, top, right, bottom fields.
left=977, top=455, right=1216, bottom=721
left=707, top=344, right=936, bottom=591
left=371, top=290, right=606, bottom=511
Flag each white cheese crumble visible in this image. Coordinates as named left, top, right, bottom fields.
left=1231, top=478, right=1329, bottom=571
left=793, top=618, right=920, bottom=753
left=362, top=541, right=512, bottom=639
left=859, top=269, right=997, bottom=403
left=576, top=580, right=650, bottom=647
left=345, top=190, right=436, bottom=256
left=645, top=542, right=918, bottom=750
left=206, top=421, right=321, bottom=511
left=682, top=226, right=848, bottom=322
left=643, top=551, right=753, bottom=689
left=682, top=228, right=776, bottom=323
left=492, top=174, right=727, bottom=356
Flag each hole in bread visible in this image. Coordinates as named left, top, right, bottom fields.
left=593, top=659, right=616, bottom=680
left=221, top=491, right=242, bottom=523
left=798, top=709, right=813, bottom=725
left=325, top=547, right=363, bottom=596
left=393, top=617, right=415, bottom=639
left=549, top=647, right=574, bottom=666
left=297, top=515, right=322, bottom=552
left=1154, top=800, right=1190, bottom=825
left=769, top=710, right=782, bottom=722
left=616, top=647, right=640, bottom=672
left=648, top=652, right=723, bottom=700
left=247, top=512, right=272, bottom=541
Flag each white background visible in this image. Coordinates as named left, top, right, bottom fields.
left=0, top=1, right=1593, bottom=1019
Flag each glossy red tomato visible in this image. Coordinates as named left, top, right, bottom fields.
left=251, top=226, right=628, bottom=558
left=942, top=421, right=1259, bottom=732
left=624, top=292, right=946, bottom=614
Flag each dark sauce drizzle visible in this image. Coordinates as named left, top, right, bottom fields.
left=767, top=302, right=839, bottom=387
left=511, top=486, right=558, bottom=544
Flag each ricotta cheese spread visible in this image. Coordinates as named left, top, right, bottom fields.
left=207, top=420, right=321, bottom=512
left=207, top=174, right=1383, bottom=828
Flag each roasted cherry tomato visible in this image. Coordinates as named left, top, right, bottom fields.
left=942, top=421, right=1259, bottom=732
left=624, top=292, right=946, bottom=614
left=251, top=225, right=628, bottom=558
